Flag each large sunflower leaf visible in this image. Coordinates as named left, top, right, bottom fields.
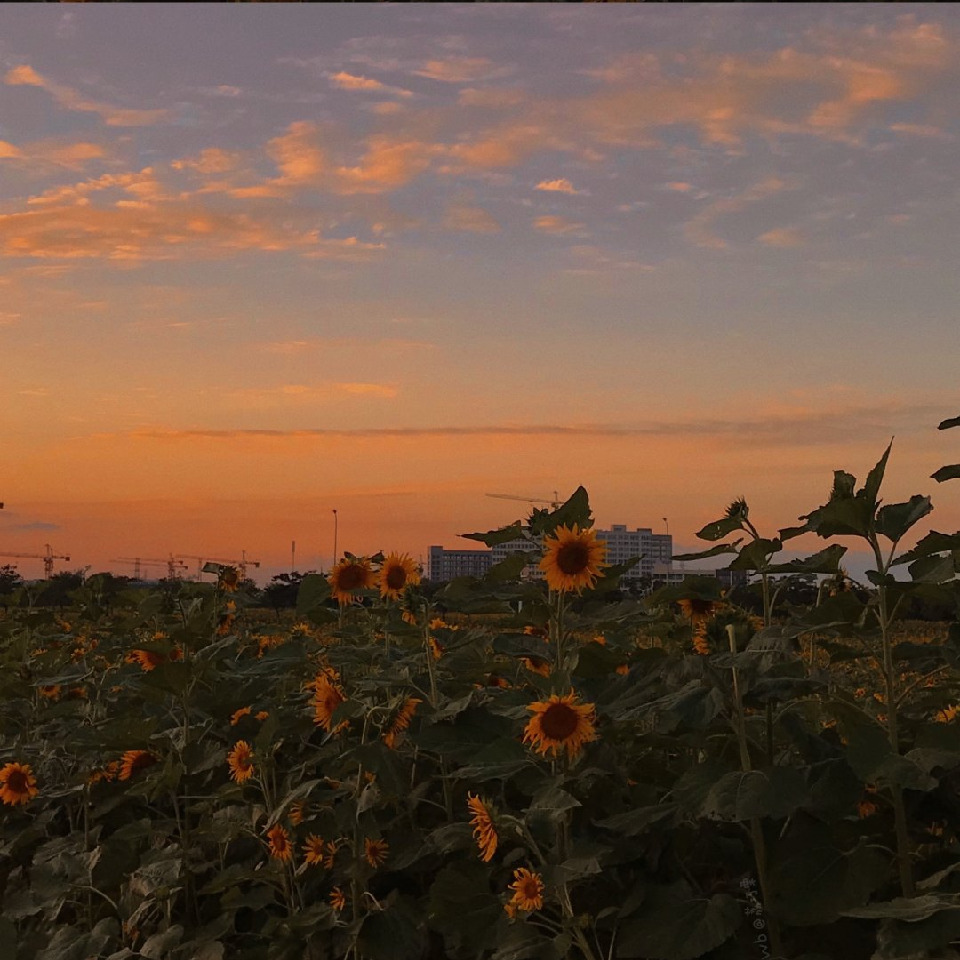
left=937, top=415, right=960, bottom=430
left=931, top=463, right=960, bottom=483
left=616, top=883, right=741, bottom=960
left=701, top=767, right=809, bottom=822
left=875, top=495, right=933, bottom=543
left=460, top=522, right=524, bottom=547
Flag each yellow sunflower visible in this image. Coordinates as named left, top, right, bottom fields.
left=227, top=741, right=255, bottom=783
left=520, top=655, right=551, bottom=678
left=128, top=649, right=164, bottom=672
left=312, top=672, right=348, bottom=733
left=220, top=567, right=240, bottom=592
left=303, top=834, right=326, bottom=866
left=523, top=691, right=597, bottom=760
left=328, top=558, right=376, bottom=606
left=330, top=886, right=346, bottom=912
left=539, top=524, right=606, bottom=593
left=0, top=762, right=38, bottom=807
left=467, top=793, right=498, bottom=862
left=364, top=837, right=389, bottom=868
left=383, top=697, right=421, bottom=749
left=267, top=824, right=293, bottom=862
left=379, top=553, right=421, bottom=601
left=118, top=750, right=157, bottom=781
left=507, top=868, right=544, bottom=912
left=230, top=706, right=252, bottom=726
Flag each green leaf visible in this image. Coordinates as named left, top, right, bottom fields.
left=874, top=909, right=960, bottom=958
left=616, top=883, right=741, bottom=960
left=460, top=522, right=524, bottom=547
left=696, top=515, right=746, bottom=543
left=358, top=895, right=426, bottom=960
left=728, top=538, right=781, bottom=571
left=527, top=781, right=581, bottom=820
left=595, top=803, right=676, bottom=837
left=765, top=544, right=848, bottom=575
left=140, top=926, right=185, bottom=960
left=485, top=552, right=532, bottom=582
left=769, top=836, right=888, bottom=925
left=799, top=494, right=871, bottom=539
left=931, top=464, right=960, bottom=483
left=529, top=486, right=592, bottom=537
left=701, top=767, right=809, bottom=821
left=672, top=541, right=743, bottom=562
left=840, top=894, right=960, bottom=921
left=894, top=530, right=960, bottom=564
left=427, top=862, right=501, bottom=954
left=862, top=441, right=893, bottom=511
left=907, top=552, right=957, bottom=583
left=937, top=415, right=960, bottom=430
left=875, top=495, right=933, bottom=543
left=295, top=573, right=330, bottom=614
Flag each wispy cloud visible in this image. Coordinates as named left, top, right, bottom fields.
left=5, top=64, right=170, bottom=127
left=444, top=202, right=501, bottom=233
left=226, top=383, right=398, bottom=407
left=114, top=400, right=947, bottom=447
left=329, top=71, right=413, bottom=98
left=533, top=215, right=587, bottom=237
left=535, top=178, right=580, bottom=195
left=412, top=57, right=513, bottom=83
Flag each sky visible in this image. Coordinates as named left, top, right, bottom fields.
left=1, top=4, right=959, bottom=583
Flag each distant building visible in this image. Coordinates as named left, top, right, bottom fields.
left=427, top=546, right=493, bottom=581
left=491, top=524, right=672, bottom=583
left=650, top=562, right=748, bottom=590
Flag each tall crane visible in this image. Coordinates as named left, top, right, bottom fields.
left=175, top=552, right=260, bottom=580
left=0, top=544, right=70, bottom=579
left=486, top=491, right=562, bottom=509
left=111, top=556, right=189, bottom=580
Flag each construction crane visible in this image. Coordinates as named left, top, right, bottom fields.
left=0, top=544, right=70, bottom=579
left=111, top=556, right=189, bottom=580
left=175, top=552, right=260, bottom=581
left=486, top=491, right=563, bottom=510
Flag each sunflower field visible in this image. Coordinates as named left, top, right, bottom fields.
left=2, top=432, right=960, bottom=960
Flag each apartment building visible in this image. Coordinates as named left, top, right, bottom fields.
left=427, top=546, right=494, bottom=581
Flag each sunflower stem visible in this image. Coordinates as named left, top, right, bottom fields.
left=726, top=624, right=784, bottom=959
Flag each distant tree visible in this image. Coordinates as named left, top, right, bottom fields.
left=36, top=570, right=86, bottom=609
left=0, top=565, right=23, bottom=612
left=260, top=572, right=307, bottom=619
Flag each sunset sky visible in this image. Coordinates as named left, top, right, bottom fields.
left=2, top=4, right=959, bottom=583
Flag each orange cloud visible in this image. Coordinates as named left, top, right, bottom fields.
left=444, top=203, right=500, bottom=234
left=0, top=203, right=380, bottom=262
left=534, top=215, right=586, bottom=237
left=329, top=71, right=413, bottom=98
left=0, top=141, right=24, bottom=159
left=5, top=64, right=170, bottom=127
left=172, top=148, right=242, bottom=175
left=684, top=177, right=795, bottom=249
left=413, top=57, right=512, bottom=83
left=757, top=227, right=804, bottom=248
left=535, top=178, right=579, bottom=195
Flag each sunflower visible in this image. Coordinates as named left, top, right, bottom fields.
left=467, top=793, right=498, bottom=861
left=328, top=558, right=376, bottom=606
left=312, top=672, right=348, bottom=733
left=220, top=567, right=240, bottom=592
left=39, top=684, right=61, bottom=700
left=520, top=655, right=551, bottom=678
left=507, top=868, right=544, bottom=912
left=523, top=692, right=597, bottom=760
left=128, top=649, right=164, bottom=672
left=230, top=706, right=252, bottom=726
left=330, top=886, right=346, bottom=912
left=379, top=553, right=421, bottom=601
left=267, top=824, right=293, bottom=862
left=227, top=741, right=255, bottom=783
left=303, top=834, right=326, bottom=866
left=383, top=697, right=421, bottom=749
left=428, top=636, right=444, bottom=660
left=88, top=760, right=120, bottom=785
left=0, top=762, right=38, bottom=807
left=323, top=840, right=339, bottom=869
left=289, top=800, right=306, bottom=825
left=936, top=704, right=959, bottom=723
left=364, top=837, right=389, bottom=868
left=539, top=524, right=606, bottom=593
left=118, top=750, right=157, bottom=781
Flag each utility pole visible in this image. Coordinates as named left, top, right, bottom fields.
left=332, top=509, right=338, bottom=569
left=291, top=540, right=296, bottom=575
left=663, top=517, right=669, bottom=535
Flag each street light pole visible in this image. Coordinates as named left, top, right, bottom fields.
left=332, top=509, right=338, bottom=569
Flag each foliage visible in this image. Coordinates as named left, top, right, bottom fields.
left=1, top=448, right=959, bottom=960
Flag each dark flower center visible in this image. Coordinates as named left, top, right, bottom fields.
left=385, top=565, right=407, bottom=590
left=540, top=702, right=579, bottom=740
left=556, top=541, right=590, bottom=575
left=6, top=770, right=28, bottom=792
left=338, top=565, right=366, bottom=591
